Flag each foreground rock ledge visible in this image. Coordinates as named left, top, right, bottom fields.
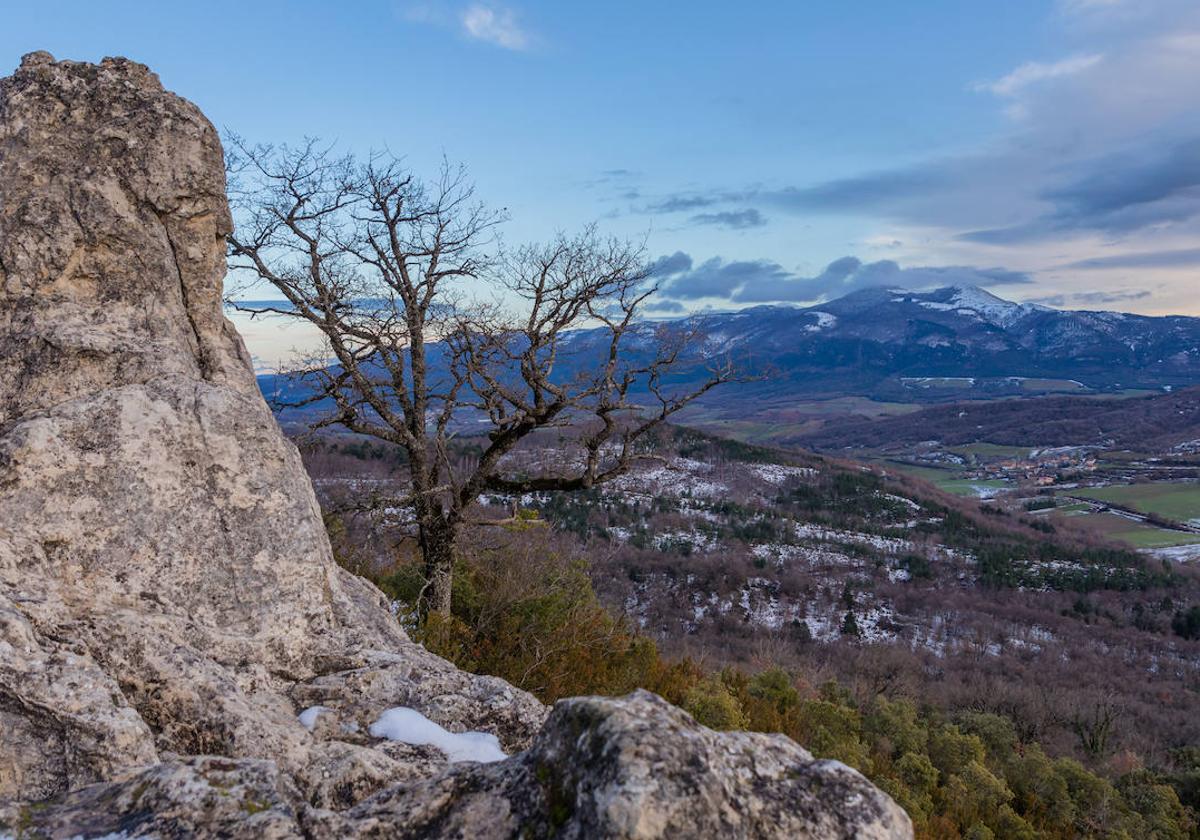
left=0, top=52, right=912, bottom=839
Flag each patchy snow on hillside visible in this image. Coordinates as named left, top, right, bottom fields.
left=653, top=528, right=720, bottom=553
left=805, top=311, right=838, bottom=332
left=751, top=463, right=818, bottom=484
left=608, top=459, right=728, bottom=499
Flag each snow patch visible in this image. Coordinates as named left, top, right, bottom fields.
left=370, top=707, right=507, bottom=763
left=805, top=311, right=838, bottom=331
left=298, top=705, right=331, bottom=730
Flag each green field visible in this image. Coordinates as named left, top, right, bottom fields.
left=1073, top=482, right=1200, bottom=524
left=948, top=443, right=1033, bottom=460
left=1058, top=510, right=1200, bottom=548
left=937, top=478, right=1009, bottom=497
left=901, top=377, right=976, bottom=389
left=876, top=460, right=1011, bottom=497
left=678, top=396, right=924, bottom=445
left=1054, top=501, right=1092, bottom=514
left=876, top=460, right=961, bottom=483
left=1017, top=378, right=1086, bottom=392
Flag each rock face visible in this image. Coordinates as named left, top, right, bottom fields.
left=0, top=53, right=912, bottom=839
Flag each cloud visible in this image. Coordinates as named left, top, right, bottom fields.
left=643, top=299, right=686, bottom=313
left=460, top=4, right=531, bottom=50
left=401, top=3, right=533, bottom=50
left=1043, top=138, right=1200, bottom=224
left=650, top=254, right=1032, bottom=304
left=688, top=209, right=767, bottom=229
left=646, top=194, right=728, bottom=213
left=963, top=137, right=1200, bottom=242
left=763, top=166, right=958, bottom=213
left=658, top=257, right=795, bottom=300
left=1030, top=289, right=1151, bottom=307
left=649, top=251, right=694, bottom=276
left=974, top=54, right=1103, bottom=97
left=1063, top=247, right=1200, bottom=269
left=632, top=5, right=1200, bottom=309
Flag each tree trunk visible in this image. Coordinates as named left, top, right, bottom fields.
left=419, top=519, right=457, bottom=617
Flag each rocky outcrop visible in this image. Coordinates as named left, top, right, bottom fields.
left=0, top=53, right=911, bottom=838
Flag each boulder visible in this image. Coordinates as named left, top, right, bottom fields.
left=0, top=53, right=911, bottom=839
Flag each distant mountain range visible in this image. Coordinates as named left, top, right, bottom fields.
left=259, top=285, right=1200, bottom=429
left=660, top=285, right=1200, bottom=400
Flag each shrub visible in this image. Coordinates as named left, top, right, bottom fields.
left=683, top=677, right=748, bottom=730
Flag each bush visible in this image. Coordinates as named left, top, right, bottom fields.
left=683, top=677, right=747, bottom=730
left=331, top=520, right=1200, bottom=840
left=1172, top=605, right=1200, bottom=640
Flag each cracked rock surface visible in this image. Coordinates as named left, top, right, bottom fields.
left=0, top=52, right=912, bottom=839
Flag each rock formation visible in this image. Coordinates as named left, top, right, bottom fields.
left=0, top=53, right=912, bottom=838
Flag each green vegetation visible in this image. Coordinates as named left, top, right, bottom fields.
left=875, top=459, right=1012, bottom=497
left=1173, top=606, right=1200, bottom=641
left=1074, top=483, right=1200, bottom=526
left=951, top=443, right=1034, bottom=459
left=937, top=478, right=1010, bottom=498
left=1019, top=378, right=1087, bottom=392
left=1056, top=510, right=1200, bottom=549
left=877, top=460, right=964, bottom=484
left=344, top=525, right=1198, bottom=840
left=902, top=377, right=977, bottom=389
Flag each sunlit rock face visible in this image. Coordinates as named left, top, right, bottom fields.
left=0, top=52, right=911, bottom=839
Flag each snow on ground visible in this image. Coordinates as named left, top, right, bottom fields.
left=883, top=493, right=922, bottom=511
left=751, top=542, right=866, bottom=571
left=607, top=525, right=632, bottom=543
left=370, top=707, right=507, bottom=763
left=1147, top=543, right=1200, bottom=563
left=792, top=522, right=912, bottom=554
left=653, top=529, right=720, bottom=553
left=750, top=463, right=818, bottom=484
left=805, top=311, right=838, bottom=331
left=607, top=458, right=728, bottom=499
left=298, top=706, right=331, bottom=730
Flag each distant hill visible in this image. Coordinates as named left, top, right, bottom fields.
left=670, top=284, right=1200, bottom=400
left=794, top=385, right=1200, bottom=452
left=258, top=284, right=1200, bottom=429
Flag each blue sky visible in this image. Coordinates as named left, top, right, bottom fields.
left=5, top=0, right=1200, bottom=329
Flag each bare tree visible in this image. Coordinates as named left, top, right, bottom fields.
left=225, top=138, right=733, bottom=615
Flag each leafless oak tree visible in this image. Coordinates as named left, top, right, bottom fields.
left=225, top=138, right=733, bottom=615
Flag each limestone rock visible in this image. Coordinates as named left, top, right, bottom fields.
left=4, top=693, right=909, bottom=840
left=0, top=50, right=544, bottom=805
left=0, top=53, right=912, bottom=839
left=310, top=691, right=913, bottom=839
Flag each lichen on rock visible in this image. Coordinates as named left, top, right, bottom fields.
left=0, top=52, right=912, bottom=839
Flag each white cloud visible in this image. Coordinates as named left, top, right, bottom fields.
left=975, top=54, right=1103, bottom=97
left=460, top=4, right=531, bottom=50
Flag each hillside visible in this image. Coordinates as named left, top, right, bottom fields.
left=567, top=285, right=1200, bottom=402
left=304, top=424, right=1200, bottom=766
left=258, top=284, right=1200, bottom=448
left=796, top=386, right=1200, bottom=452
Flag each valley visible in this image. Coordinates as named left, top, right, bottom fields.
left=299, top=423, right=1200, bottom=768
left=271, top=284, right=1200, bottom=775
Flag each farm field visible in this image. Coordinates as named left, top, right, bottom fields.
left=1056, top=510, right=1200, bottom=548
left=948, top=442, right=1034, bottom=460
left=875, top=459, right=1012, bottom=497
left=1073, top=482, right=1200, bottom=525
left=937, top=477, right=1010, bottom=497
left=1017, top=378, right=1086, bottom=392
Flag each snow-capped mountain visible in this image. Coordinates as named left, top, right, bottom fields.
left=633, top=284, right=1200, bottom=400
left=260, top=285, right=1200, bottom=425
